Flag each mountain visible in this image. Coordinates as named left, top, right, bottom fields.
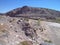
left=0, top=13, right=4, bottom=15
left=5, top=6, right=60, bottom=18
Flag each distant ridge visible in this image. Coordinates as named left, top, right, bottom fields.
left=5, top=6, right=60, bottom=18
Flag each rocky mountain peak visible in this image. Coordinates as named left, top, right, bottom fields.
left=21, top=6, right=30, bottom=9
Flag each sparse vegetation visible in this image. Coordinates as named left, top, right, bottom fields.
left=0, top=15, right=3, bottom=19
left=0, top=29, right=9, bottom=37
left=37, top=18, right=40, bottom=26
left=44, top=39, right=52, bottom=43
left=21, top=41, right=29, bottom=45
left=24, top=18, right=29, bottom=21
left=18, top=41, right=32, bottom=45
left=55, top=18, right=60, bottom=23
left=9, top=18, right=15, bottom=23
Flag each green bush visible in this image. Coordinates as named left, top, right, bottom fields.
left=44, top=39, right=52, bottom=43
left=18, top=41, right=32, bottom=45
left=55, top=18, right=60, bottom=23
left=21, top=41, right=29, bottom=45
left=24, top=18, right=29, bottom=21
left=37, top=19, right=40, bottom=26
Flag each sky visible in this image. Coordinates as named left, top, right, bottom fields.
left=0, top=0, right=60, bottom=13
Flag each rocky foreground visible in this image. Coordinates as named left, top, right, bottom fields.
left=0, top=15, right=60, bottom=45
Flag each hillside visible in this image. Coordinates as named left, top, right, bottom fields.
left=0, top=16, right=57, bottom=45
left=5, top=6, right=60, bottom=18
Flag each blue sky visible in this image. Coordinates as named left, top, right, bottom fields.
left=0, top=0, right=60, bottom=13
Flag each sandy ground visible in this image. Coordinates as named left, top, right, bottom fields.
left=40, top=21, right=60, bottom=45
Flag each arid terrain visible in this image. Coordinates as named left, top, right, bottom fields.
left=0, top=6, right=60, bottom=45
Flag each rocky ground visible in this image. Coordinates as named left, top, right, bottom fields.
left=0, top=15, right=60, bottom=45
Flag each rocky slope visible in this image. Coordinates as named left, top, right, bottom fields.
left=0, top=15, right=56, bottom=45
